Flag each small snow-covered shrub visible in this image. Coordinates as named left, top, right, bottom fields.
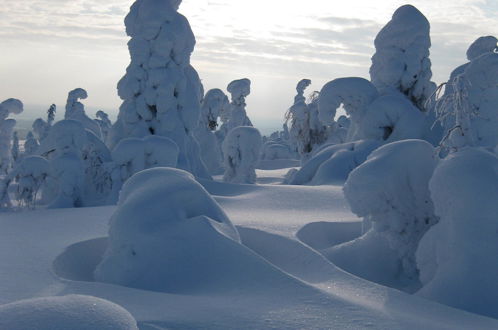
left=0, top=295, right=138, bottom=330
left=416, top=148, right=498, bottom=318
left=370, top=4, right=436, bottom=110
left=23, top=132, right=39, bottom=156
left=328, top=140, right=438, bottom=291
left=94, top=167, right=240, bottom=292
left=260, top=141, right=292, bottom=161
left=12, top=156, right=50, bottom=208
left=223, top=126, right=262, bottom=184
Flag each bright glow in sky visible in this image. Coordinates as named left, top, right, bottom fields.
left=0, top=0, right=496, bottom=131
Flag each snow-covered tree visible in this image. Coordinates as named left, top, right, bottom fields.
left=11, top=131, right=20, bottom=166
left=32, top=118, right=50, bottom=142
left=95, top=110, right=112, bottom=143
left=223, top=126, right=262, bottom=184
left=195, top=89, right=229, bottom=174
left=110, top=0, right=209, bottom=179
left=225, top=78, right=253, bottom=131
left=23, top=132, right=39, bottom=156
left=65, top=88, right=101, bottom=138
left=95, top=167, right=240, bottom=292
left=12, top=156, right=50, bottom=209
left=0, top=99, right=23, bottom=175
left=370, top=5, right=436, bottom=110
left=47, top=104, right=56, bottom=126
left=326, top=140, right=438, bottom=291
left=318, top=77, right=378, bottom=142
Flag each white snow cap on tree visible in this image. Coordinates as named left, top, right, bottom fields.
left=0, top=98, right=23, bottom=175
left=318, top=77, right=378, bottom=141
left=111, top=0, right=209, bottom=178
left=226, top=78, right=253, bottom=130
left=466, top=36, right=498, bottom=61
left=65, top=88, right=101, bottom=138
left=370, top=5, right=436, bottom=109
left=223, top=126, right=262, bottom=184
left=95, top=167, right=240, bottom=292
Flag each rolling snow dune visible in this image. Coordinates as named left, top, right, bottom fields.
left=0, top=171, right=497, bottom=329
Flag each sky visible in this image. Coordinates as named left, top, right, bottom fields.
left=0, top=0, right=497, bottom=132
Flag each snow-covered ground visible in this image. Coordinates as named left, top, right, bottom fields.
left=1, top=167, right=497, bottom=329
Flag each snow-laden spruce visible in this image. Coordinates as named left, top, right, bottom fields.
left=64, top=88, right=101, bottom=138
left=24, top=132, right=39, bottom=156
left=95, top=110, right=112, bottom=143
left=223, top=126, right=262, bottom=184
left=194, top=88, right=229, bottom=174
left=416, top=148, right=498, bottom=318
left=12, top=156, right=50, bottom=209
left=95, top=167, right=240, bottom=292
left=325, top=140, right=438, bottom=291
left=225, top=78, right=253, bottom=130
left=436, top=49, right=498, bottom=149
left=110, top=0, right=209, bottom=179
left=0, top=295, right=138, bottom=330
left=0, top=99, right=23, bottom=175
left=370, top=5, right=436, bottom=110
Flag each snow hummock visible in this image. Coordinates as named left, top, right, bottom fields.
left=416, top=148, right=498, bottom=318
left=95, top=167, right=242, bottom=292
left=0, top=295, right=138, bottom=330
left=223, top=126, right=262, bottom=184
left=370, top=5, right=436, bottom=110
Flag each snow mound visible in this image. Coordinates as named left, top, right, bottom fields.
left=0, top=295, right=138, bottom=330
left=330, top=140, right=438, bottom=291
left=289, top=139, right=381, bottom=185
left=296, top=221, right=362, bottom=251
left=96, top=167, right=304, bottom=293
left=416, top=148, right=498, bottom=318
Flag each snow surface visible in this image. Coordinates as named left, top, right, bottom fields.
left=0, top=295, right=138, bottom=330
left=1, top=169, right=497, bottom=329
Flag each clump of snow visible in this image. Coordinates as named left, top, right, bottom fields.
left=466, top=36, right=498, bottom=61
left=195, top=88, right=229, bottom=174
left=329, top=140, right=438, bottom=291
left=95, top=167, right=241, bottom=292
left=370, top=5, right=436, bottom=110
left=111, top=0, right=209, bottom=178
left=318, top=77, right=378, bottom=142
left=416, top=148, right=498, bottom=318
left=358, top=94, right=426, bottom=142
left=65, top=88, right=101, bottom=138
left=0, top=295, right=138, bottom=330
left=223, top=126, right=262, bottom=184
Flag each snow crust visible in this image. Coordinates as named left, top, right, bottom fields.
left=0, top=295, right=138, bottom=330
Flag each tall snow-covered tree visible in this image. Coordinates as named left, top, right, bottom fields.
left=110, top=0, right=210, bottom=179
left=95, top=110, right=112, bottom=143
left=0, top=99, right=23, bottom=175
left=370, top=5, right=436, bottom=110
left=23, top=132, right=39, bottom=156
left=223, top=126, right=262, bottom=184
left=65, top=88, right=101, bottom=138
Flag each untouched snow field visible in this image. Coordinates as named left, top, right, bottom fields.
left=0, top=168, right=497, bottom=329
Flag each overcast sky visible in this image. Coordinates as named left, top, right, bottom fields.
left=0, top=0, right=496, bottom=131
